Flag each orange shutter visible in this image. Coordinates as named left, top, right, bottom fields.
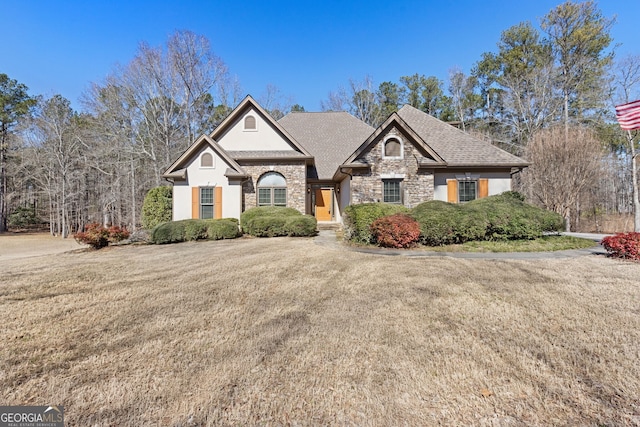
left=215, top=186, right=223, bottom=219
left=447, top=180, right=457, bottom=203
left=479, top=179, right=489, bottom=198
left=191, top=187, right=199, bottom=219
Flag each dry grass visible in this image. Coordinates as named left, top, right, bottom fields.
left=1, top=236, right=640, bottom=426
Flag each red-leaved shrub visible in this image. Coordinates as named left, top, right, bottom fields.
left=74, top=223, right=130, bottom=249
left=601, top=232, right=640, bottom=260
left=370, top=213, right=421, bottom=248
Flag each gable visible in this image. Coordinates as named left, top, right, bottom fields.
left=343, top=113, right=446, bottom=169
left=162, top=134, right=247, bottom=181
left=216, top=106, right=294, bottom=151
left=211, top=96, right=310, bottom=156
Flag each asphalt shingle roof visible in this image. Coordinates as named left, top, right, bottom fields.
left=397, top=105, right=527, bottom=166
left=279, top=112, right=375, bottom=179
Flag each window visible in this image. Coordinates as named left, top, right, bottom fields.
left=200, top=152, right=213, bottom=168
left=257, top=172, right=286, bottom=206
left=458, top=181, right=477, bottom=203
left=200, top=187, right=214, bottom=219
left=383, top=137, right=402, bottom=158
left=383, top=180, right=402, bottom=204
left=244, top=115, right=257, bottom=130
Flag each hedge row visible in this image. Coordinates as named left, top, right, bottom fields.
left=241, top=206, right=317, bottom=237
left=343, top=192, right=564, bottom=246
left=151, top=218, right=241, bottom=244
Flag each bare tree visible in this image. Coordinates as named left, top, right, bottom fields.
left=322, top=76, right=385, bottom=126
left=523, top=125, right=603, bottom=231
left=27, top=95, right=84, bottom=237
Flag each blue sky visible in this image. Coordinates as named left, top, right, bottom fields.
left=3, top=0, right=638, bottom=112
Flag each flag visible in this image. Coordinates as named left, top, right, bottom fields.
left=615, top=99, right=640, bottom=131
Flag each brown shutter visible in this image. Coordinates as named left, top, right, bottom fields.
left=447, top=180, right=457, bottom=203
left=479, top=179, right=489, bottom=198
left=215, top=186, right=223, bottom=219
left=191, top=187, right=199, bottom=219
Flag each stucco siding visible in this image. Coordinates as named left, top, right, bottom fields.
left=433, top=171, right=512, bottom=202
left=172, top=145, right=243, bottom=221
left=217, top=108, right=293, bottom=151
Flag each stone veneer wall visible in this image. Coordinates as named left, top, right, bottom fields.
left=240, top=161, right=307, bottom=213
left=350, top=126, right=434, bottom=207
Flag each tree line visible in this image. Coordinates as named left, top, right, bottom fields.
left=1, top=1, right=638, bottom=235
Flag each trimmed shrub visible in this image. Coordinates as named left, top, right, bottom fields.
left=151, top=220, right=187, bottom=244
left=74, top=223, right=130, bottom=249
left=240, top=206, right=301, bottom=229
left=411, top=201, right=479, bottom=245
left=466, top=193, right=563, bottom=241
left=343, top=203, right=409, bottom=244
left=285, top=215, right=317, bottom=237
left=248, top=216, right=288, bottom=237
left=601, top=232, right=640, bottom=260
left=141, top=186, right=172, bottom=230
left=411, top=194, right=564, bottom=246
left=370, top=213, right=421, bottom=248
left=207, top=218, right=241, bottom=240
left=151, top=219, right=240, bottom=244
left=184, top=220, right=210, bottom=241
left=241, top=206, right=317, bottom=237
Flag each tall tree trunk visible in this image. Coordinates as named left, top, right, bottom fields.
left=0, top=124, right=7, bottom=232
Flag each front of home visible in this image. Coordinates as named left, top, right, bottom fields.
left=163, top=96, right=528, bottom=223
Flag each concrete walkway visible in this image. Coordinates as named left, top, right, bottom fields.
left=314, top=229, right=609, bottom=259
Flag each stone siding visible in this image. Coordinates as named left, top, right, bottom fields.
left=240, top=161, right=307, bottom=213
left=350, top=126, right=434, bottom=207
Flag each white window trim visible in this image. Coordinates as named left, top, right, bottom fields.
left=199, top=152, right=215, bottom=169
left=243, top=114, right=258, bottom=132
left=382, top=135, right=404, bottom=159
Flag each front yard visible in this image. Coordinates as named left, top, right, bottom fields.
left=1, top=237, right=639, bottom=425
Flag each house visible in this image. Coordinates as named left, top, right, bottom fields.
left=162, top=95, right=528, bottom=223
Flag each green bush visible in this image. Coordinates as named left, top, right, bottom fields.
left=343, top=203, right=409, bottom=244
left=151, top=220, right=186, bottom=244
left=410, top=193, right=564, bottom=246
left=151, top=218, right=240, bottom=244
left=207, top=218, right=241, bottom=240
left=240, top=206, right=301, bottom=230
left=184, top=220, right=209, bottom=241
left=411, top=200, right=469, bottom=246
left=141, top=186, right=172, bottom=230
left=466, top=192, right=563, bottom=240
left=285, top=215, right=317, bottom=237
left=240, top=206, right=316, bottom=237
left=247, top=216, right=288, bottom=237
left=8, top=207, right=39, bottom=229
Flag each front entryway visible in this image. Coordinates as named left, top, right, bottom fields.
left=314, top=188, right=333, bottom=221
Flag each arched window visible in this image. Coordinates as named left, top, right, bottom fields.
left=244, top=115, right=257, bottom=130
left=384, top=137, right=402, bottom=158
left=257, top=172, right=286, bottom=206
left=200, top=152, right=213, bottom=167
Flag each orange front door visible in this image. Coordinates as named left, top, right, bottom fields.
left=315, top=189, right=333, bottom=221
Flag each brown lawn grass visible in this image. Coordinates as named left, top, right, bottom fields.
left=1, top=236, right=639, bottom=426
